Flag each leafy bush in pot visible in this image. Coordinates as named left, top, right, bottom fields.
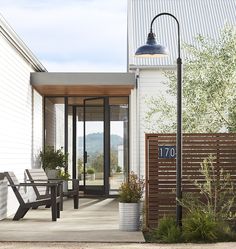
left=40, top=146, right=68, bottom=170
left=118, top=172, right=144, bottom=203
left=87, top=168, right=95, bottom=174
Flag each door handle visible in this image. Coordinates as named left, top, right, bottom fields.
left=84, top=151, right=88, bottom=163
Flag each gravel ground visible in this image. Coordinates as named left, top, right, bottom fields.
left=0, top=242, right=236, bottom=249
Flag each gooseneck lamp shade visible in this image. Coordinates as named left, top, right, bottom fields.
left=135, top=32, right=169, bottom=58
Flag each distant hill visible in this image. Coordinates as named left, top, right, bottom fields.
left=78, top=132, right=123, bottom=156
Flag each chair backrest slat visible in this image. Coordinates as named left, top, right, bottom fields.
left=25, top=169, right=48, bottom=197
left=4, top=172, right=27, bottom=205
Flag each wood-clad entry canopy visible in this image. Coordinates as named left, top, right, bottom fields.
left=30, top=72, right=136, bottom=96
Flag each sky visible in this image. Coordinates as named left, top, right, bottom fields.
left=0, top=0, right=127, bottom=72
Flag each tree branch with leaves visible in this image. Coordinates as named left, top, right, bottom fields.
left=145, top=25, right=236, bottom=133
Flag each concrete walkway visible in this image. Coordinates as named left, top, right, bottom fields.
left=0, top=242, right=236, bottom=249
left=0, top=198, right=144, bottom=243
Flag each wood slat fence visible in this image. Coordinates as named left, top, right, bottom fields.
left=145, top=133, right=236, bottom=228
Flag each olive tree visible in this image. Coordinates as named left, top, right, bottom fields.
left=145, top=25, right=236, bottom=133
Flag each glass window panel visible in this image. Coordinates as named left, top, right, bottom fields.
left=84, top=99, right=104, bottom=187
left=77, top=106, right=84, bottom=186
left=68, top=106, right=73, bottom=179
left=109, top=97, right=129, bottom=194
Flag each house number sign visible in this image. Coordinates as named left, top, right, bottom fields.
left=158, top=146, right=176, bottom=159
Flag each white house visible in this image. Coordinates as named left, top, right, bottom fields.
left=0, top=15, right=47, bottom=218
left=0, top=0, right=236, bottom=218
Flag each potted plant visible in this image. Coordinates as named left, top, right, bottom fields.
left=58, top=169, right=70, bottom=192
left=87, top=168, right=95, bottom=181
left=39, top=146, right=68, bottom=178
left=118, top=171, right=145, bottom=231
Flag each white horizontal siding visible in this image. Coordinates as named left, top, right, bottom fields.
left=130, top=69, right=170, bottom=177
left=0, top=35, right=32, bottom=174
left=32, top=89, right=43, bottom=169
left=0, top=33, right=43, bottom=218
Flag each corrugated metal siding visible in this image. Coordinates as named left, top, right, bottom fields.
left=128, top=0, right=236, bottom=67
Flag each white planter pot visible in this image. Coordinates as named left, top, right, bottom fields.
left=63, top=181, right=68, bottom=192
left=119, top=202, right=140, bottom=231
left=81, top=173, right=95, bottom=181
left=87, top=173, right=95, bottom=181
left=45, top=169, right=59, bottom=179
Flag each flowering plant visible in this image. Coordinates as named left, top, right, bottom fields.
left=118, top=172, right=145, bottom=203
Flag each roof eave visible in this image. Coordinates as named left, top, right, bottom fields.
left=0, top=14, right=47, bottom=72
left=30, top=72, right=136, bottom=96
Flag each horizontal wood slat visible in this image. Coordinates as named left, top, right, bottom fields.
left=145, top=133, right=236, bottom=228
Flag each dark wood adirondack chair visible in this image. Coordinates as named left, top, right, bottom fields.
left=25, top=169, right=79, bottom=210
left=4, top=171, right=61, bottom=221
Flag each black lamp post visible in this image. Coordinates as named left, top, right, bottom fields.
left=135, top=12, right=182, bottom=226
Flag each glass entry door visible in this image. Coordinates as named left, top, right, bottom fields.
left=68, top=96, right=129, bottom=196
left=83, top=98, right=105, bottom=194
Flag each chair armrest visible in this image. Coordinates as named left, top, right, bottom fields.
left=27, top=179, right=63, bottom=184
left=65, top=179, right=79, bottom=182
left=26, top=179, right=50, bottom=182
left=8, top=182, right=60, bottom=187
left=49, top=178, right=79, bottom=185
left=54, top=179, right=79, bottom=183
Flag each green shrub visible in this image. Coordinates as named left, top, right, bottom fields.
left=145, top=214, right=236, bottom=243
left=177, top=154, right=236, bottom=243
left=116, top=166, right=122, bottom=173
left=215, top=222, right=236, bottom=242
left=182, top=209, right=236, bottom=242
left=182, top=210, right=218, bottom=242
left=87, top=168, right=95, bottom=174
left=179, top=154, right=236, bottom=222
left=152, top=216, right=182, bottom=243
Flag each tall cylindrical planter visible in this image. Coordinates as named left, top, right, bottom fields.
left=119, top=202, right=140, bottom=231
